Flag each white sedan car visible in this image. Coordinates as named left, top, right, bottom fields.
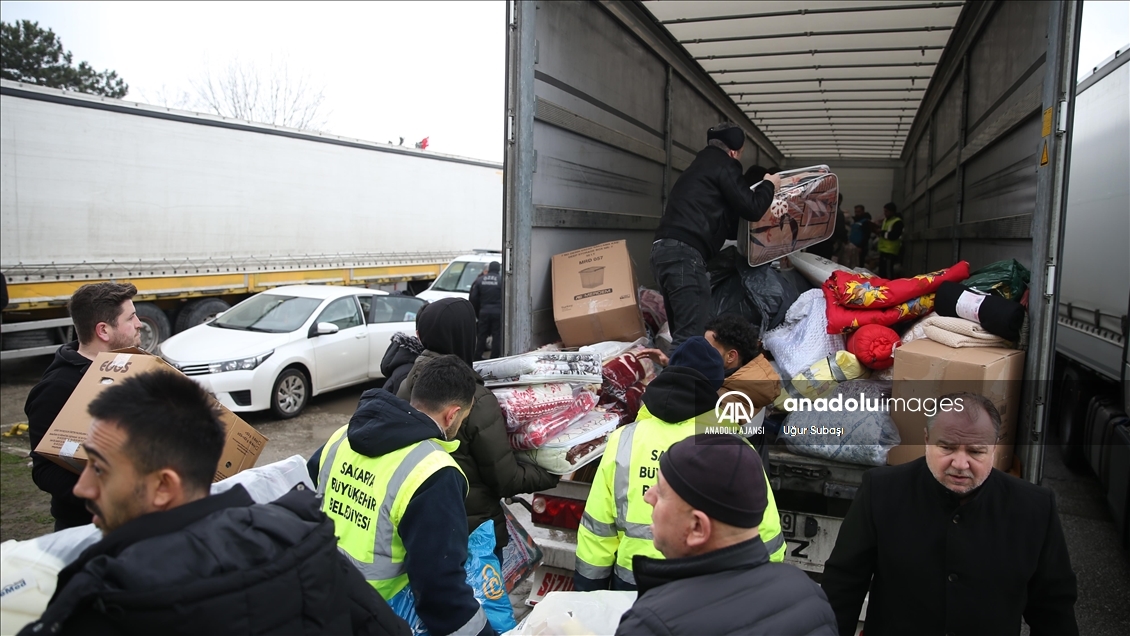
left=160, top=285, right=426, bottom=418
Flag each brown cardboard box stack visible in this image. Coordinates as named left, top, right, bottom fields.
left=889, top=339, right=1025, bottom=471
left=35, top=350, right=268, bottom=481
left=551, top=240, right=646, bottom=348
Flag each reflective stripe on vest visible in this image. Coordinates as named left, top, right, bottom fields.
left=613, top=423, right=655, bottom=542
left=877, top=216, right=902, bottom=254
left=317, top=426, right=462, bottom=599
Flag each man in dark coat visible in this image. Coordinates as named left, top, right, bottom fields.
left=651, top=123, right=778, bottom=347
left=469, top=261, right=503, bottom=359
left=25, top=282, right=143, bottom=530
left=822, top=392, right=1078, bottom=636
left=615, top=434, right=837, bottom=635
left=397, top=298, right=558, bottom=554
left=24, top=369, right=408, bottom=636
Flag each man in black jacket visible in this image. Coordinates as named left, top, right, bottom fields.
left=616, top=434, right=836, bottom=635
left=822, top=393, right=1078, bottom=636
left=24, top=282, right=143, bottom=530
left=469, top=261, right=503, bottom=359
left=23, top=369, right=408, bottom=636
left=651, top=123, right=778, bottom=347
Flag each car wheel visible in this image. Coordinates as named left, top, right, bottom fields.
left=271, top=368, right=309, bottom=419
left=175, top=298, right=231, bottom=333
left=135, top=302, right=171, bottom=353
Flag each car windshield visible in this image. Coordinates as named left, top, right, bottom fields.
left=431, top=261, right=488, bottom=293
left=211, top=294, right=322, bottom=333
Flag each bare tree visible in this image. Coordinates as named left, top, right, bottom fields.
left=190, top=59, right=329, bottom=131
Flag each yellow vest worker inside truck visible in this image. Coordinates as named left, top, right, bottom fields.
left=575, top=337, right=785, bottom=591
left=310, top=355, right=494, bottom=636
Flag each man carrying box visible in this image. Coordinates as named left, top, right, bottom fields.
left=651, top=123, right=778, bottom=347
left=23, top=370, right=408, bottom=636
left=24, top=282, right=142, bottom=530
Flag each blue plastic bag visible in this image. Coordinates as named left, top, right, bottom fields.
left=386, top=520, right=517, bottom=635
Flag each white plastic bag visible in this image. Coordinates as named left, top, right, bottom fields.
left=474, top=352, right=603, bottom=387
left=505, top=590, right=637, bottom=636
left=516, top=411, right=620, bottom=474
left=1, top=524, right=102, bottom=634
left=780, top=379, right=901, bottom=467
left=210, top=454, right=314, bottom=503
left=762, top=288, right=845, bottom=379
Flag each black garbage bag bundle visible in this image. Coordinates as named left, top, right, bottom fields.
left=707, top=246, right=801, bottom=336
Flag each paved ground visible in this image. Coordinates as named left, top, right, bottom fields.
left=2, top=355, right=1126, bottom=630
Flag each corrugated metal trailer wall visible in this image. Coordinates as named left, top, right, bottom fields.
left=503, top=1, right=784, bottom=352
left=894, top=0, right=1081, bottom=481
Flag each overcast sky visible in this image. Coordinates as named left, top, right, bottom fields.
left=1, top=1, right=1127, bottom=162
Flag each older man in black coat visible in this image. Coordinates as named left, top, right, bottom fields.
left=822, top=392, right=1078, bottom=636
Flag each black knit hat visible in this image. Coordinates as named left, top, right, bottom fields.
left=707, top=123, right=745, bottom=151
left=668, top=336, right=725, bottom=391
left=659, top=434, right=768, bottom=528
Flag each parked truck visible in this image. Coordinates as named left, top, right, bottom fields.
left=497, top=0, right=1128, bottom=599
left=0, top=81, right=503, bottom=357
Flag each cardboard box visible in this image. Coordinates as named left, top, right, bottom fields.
left=35, top=349, right=268, bottom=481
left=551, top=240, right=646, bottom=347
left=888, top=339, right=1025, bottom=470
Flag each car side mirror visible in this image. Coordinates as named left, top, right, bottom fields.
left=309, top=322, right=339, bottom=338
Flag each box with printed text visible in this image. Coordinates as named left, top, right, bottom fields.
left=551, top=240, right=646, bottom=348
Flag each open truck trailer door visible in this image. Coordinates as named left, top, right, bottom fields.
left=501, top=0, right=1085, bottom=583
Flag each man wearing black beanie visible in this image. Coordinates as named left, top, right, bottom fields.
left=615, top=435, right=838, bottom=635
left=652, top=122, right=780, bottom=348
left=575, top=337, right=786, bottom=592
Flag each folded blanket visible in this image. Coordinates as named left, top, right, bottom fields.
left=903, top=314, right=1012, bottom=348
left=823, top=286, right=936, bottom=334
left=474, top=351, right=603, bottom=387
left=935, top=281, right=1024, bottom=342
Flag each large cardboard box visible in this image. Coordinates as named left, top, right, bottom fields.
left=889, top=339, right=1025, bottom=470
left=34, top=350, right=268, bottom=481
left=551, top=240, right=646, bottom=347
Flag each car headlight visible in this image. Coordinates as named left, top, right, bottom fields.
left=209, top=351, right=273, bottom=374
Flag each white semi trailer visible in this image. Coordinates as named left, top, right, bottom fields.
left=496, top=0, right=1129, bottom=599
left=0, top=80, right=503, bottom=356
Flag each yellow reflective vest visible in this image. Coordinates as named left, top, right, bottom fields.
left=575, top=406, right=785, bottom=586
left=877, top=215, right=903, bottom=255
left=316, top=425, right=464, bottom=600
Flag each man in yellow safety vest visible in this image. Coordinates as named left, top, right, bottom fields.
left=311, top=355, right=494, bottom=636
left=575, top=336, right=786, bottom=591
left=873, top=201, right=904, bottom=279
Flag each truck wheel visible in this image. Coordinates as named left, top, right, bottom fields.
left=135, top=302, right=171, bottom=353
left=175, top=298, right=231, bottom=333
left=271, top=368, right=309, bottom=419
left=1057, top=365, right=1092, bottom=471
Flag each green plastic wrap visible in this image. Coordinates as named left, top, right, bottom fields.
left=964, top=259, right=1031, bottom=300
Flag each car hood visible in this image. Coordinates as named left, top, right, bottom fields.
left=160, top=323, right=296, bottom=364
left=415, top=289, right=469, bottom=303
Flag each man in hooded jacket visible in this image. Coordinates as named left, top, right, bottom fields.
left=574, top=337, right=785, bottom=591
left=397, top=297, right=558, bottom=554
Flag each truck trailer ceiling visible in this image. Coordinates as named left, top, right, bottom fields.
left=641, top=1, right=965, bottom=159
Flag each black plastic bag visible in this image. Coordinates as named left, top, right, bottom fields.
left=741, top=262, right=800, bottom=335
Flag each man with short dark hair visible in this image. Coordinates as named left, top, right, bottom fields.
left=615, top=434, right=837, bottom=635
left=652, top=123, right=779, bottom=347
left=315, top=355, right=495, bottom=636
left=24, top=370, right=407, bottom=636
left=25, top=282, right=143, bottom=530
left=705, top=313, right=780, bottom=413
left=822, top=392, right=1078, bottom=635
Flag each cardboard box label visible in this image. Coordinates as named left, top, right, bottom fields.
left=35, top=349, right=268, bottom=481
left=551, top=240, right=646, bottom=348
